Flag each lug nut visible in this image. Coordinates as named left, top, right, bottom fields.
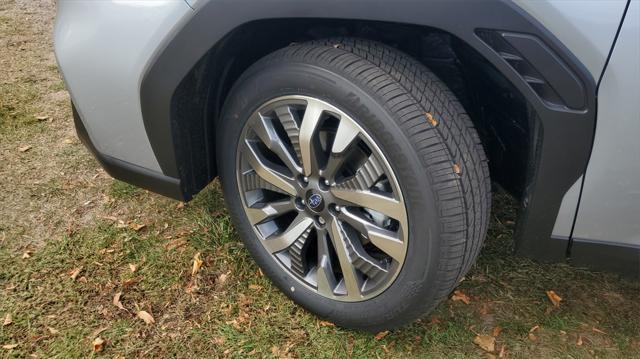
left=334, top=205, right=341, bottom=213
left=303, top=176, right=309, bottom=183
left=318, top=217, right=326, bottom=225
left=324, top=179, right=330, bottom=186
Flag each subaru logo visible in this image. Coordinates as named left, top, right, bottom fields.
left=308, top=193, right=323, bottom=209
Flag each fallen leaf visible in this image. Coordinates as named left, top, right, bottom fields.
left=63, top=138, right=74, bottom=144
left=546, top=290, right=562, bottom=307
left=451, top=289, right=471, bottom=304
left=498, top=345, right=507, bottom=358
left=487, top=354, right=496, bottom=359
left=492, top=326, right=503, bottom=337
left=128, top=264, right=137, bottom=273
left=318, top=320, right=335, bottom=327
left=47, top=327, right=59, bottom=335
left=35, top=115, right=49, bottom=121
left=2, top=344, right=18, bottom=350
left=528, top=325, right=540, bottom=341
left=425, top=112, right=439, bottom=127
left=375, top=331, right=390, bottom=340
left=129, top=223, right=146, bottom=232
left=576, top=335, right=583, bottom=346
left=3, top=314, right=12, bottom=326
left=248, top=284, right=262, bottom=291
left=453, top=163, right=462, bottom=175
left=69, top=267, right=83, bottom=281
left=164, top=239, right=187, bottom=251
left=113, top=292, right=125, bottom=311
left=137, top=311, right=155, bottom=325
left=592, top=327, right=607, bottom=335
left=122, top=278, right=138, bottom=288
left=192, top=252, right=203, bottom=276
left=92, top=337, right=105, bottom=352
left=18, top=145, right=32, bottom=153
left=473, top=334, right=495, bottom=353
left=176, top=202, right=185, bottom=210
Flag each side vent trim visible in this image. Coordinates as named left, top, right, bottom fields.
left=476, top=29, right=586, bottom=110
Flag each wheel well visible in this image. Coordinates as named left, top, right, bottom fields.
left=173, top=18, right=535, bottom=198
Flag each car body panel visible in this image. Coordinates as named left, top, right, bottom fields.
left=573, top=0, right=640, bottom=247
left=54, top=0, right=194, bottom=172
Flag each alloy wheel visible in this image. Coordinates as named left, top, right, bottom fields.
left=236, top=95, right=408, bottom=301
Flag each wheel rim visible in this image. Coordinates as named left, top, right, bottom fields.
left=236, top=95, right=408, bottom=302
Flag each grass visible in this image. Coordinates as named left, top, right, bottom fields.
left=1, top=1, right=639, bottom=358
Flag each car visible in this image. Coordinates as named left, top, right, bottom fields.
left=54, top=0, right=639, bottom=331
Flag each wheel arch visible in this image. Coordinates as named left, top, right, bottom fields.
left=140, top=1, right=597, bottom=261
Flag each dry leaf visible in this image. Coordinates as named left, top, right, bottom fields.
left=592, top=327, right=607, bottom=335
left=129, top=223, right=146, bottom=232
left=92, top=337, right=105, bottom=352
left=498, top=345, right=507, bottom=358
left=176, top=202, right=185, bottom=210
left=451, top=289, right=471, bottom=304
left=63, top=138, right=74, bottom=144
left=2, top=344, right=18, bottom=350
left=113, top=292, right=125, bottom=311
left=473, top=334, right=495, bottom=353
left=18, top=145, right=32, bottom=153
left=22, top=251, right=32, bottom=259
left=318, top=320, right=335, bottom=327
left=453, top=163, right=462, bottom=175
left=425, top=112, right=438, bottom=127
left=576, top=335, right=583, bottom=346
left=546, top=290, right=562, bottom=307
left=3, top=314, right=12, bottom=326
left=122, top=278, right=138, bottom=288
left=47, top=327, right=59, bottom=335
left=128, top=264, right=137, bottom=273
left=248, top=284, right=262, bottom=291
left=35, top=115, right=49, bottom=121
left=492, top=326, right=503, bottom=337
left=192, top=252, right=203, bottom=276
left=137, top=310, right=155, bottom=325
left=164, top=239, right=187, bottom=251
left=375, top=331, right=390, bottom=340
left=69, top=267, right=83, bottom=281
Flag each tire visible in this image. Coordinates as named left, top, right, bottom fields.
left=217, top=38, right=490, bottom=331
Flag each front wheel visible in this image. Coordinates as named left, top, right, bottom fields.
left=217, top=39, right=490, bottom=331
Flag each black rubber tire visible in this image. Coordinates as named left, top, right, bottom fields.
left=217, top=38, right=490, bottom=331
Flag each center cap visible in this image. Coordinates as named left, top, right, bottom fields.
left=306, top=191, right=324, bottom=212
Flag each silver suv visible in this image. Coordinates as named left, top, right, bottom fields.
left=54, top=0, right=639, bottom=331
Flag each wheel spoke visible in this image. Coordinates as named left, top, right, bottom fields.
left=252, top=113, right=301, bottom=174
left=245, top=199, right=295, bottom=225
left=299, top=100, right=324, bottom=176
left=321, top=117, right=361, bottom=181
left=331, top=188, right=405, bottom=223
left=263, top=214, right=314, bottom=254
left=328, top=218, right=362, bottom=299
left=243, top=141, right=297, bottom=196
left=339, top=208, right=405, bottom=262
left=315, top=228, right=338, bottom=297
